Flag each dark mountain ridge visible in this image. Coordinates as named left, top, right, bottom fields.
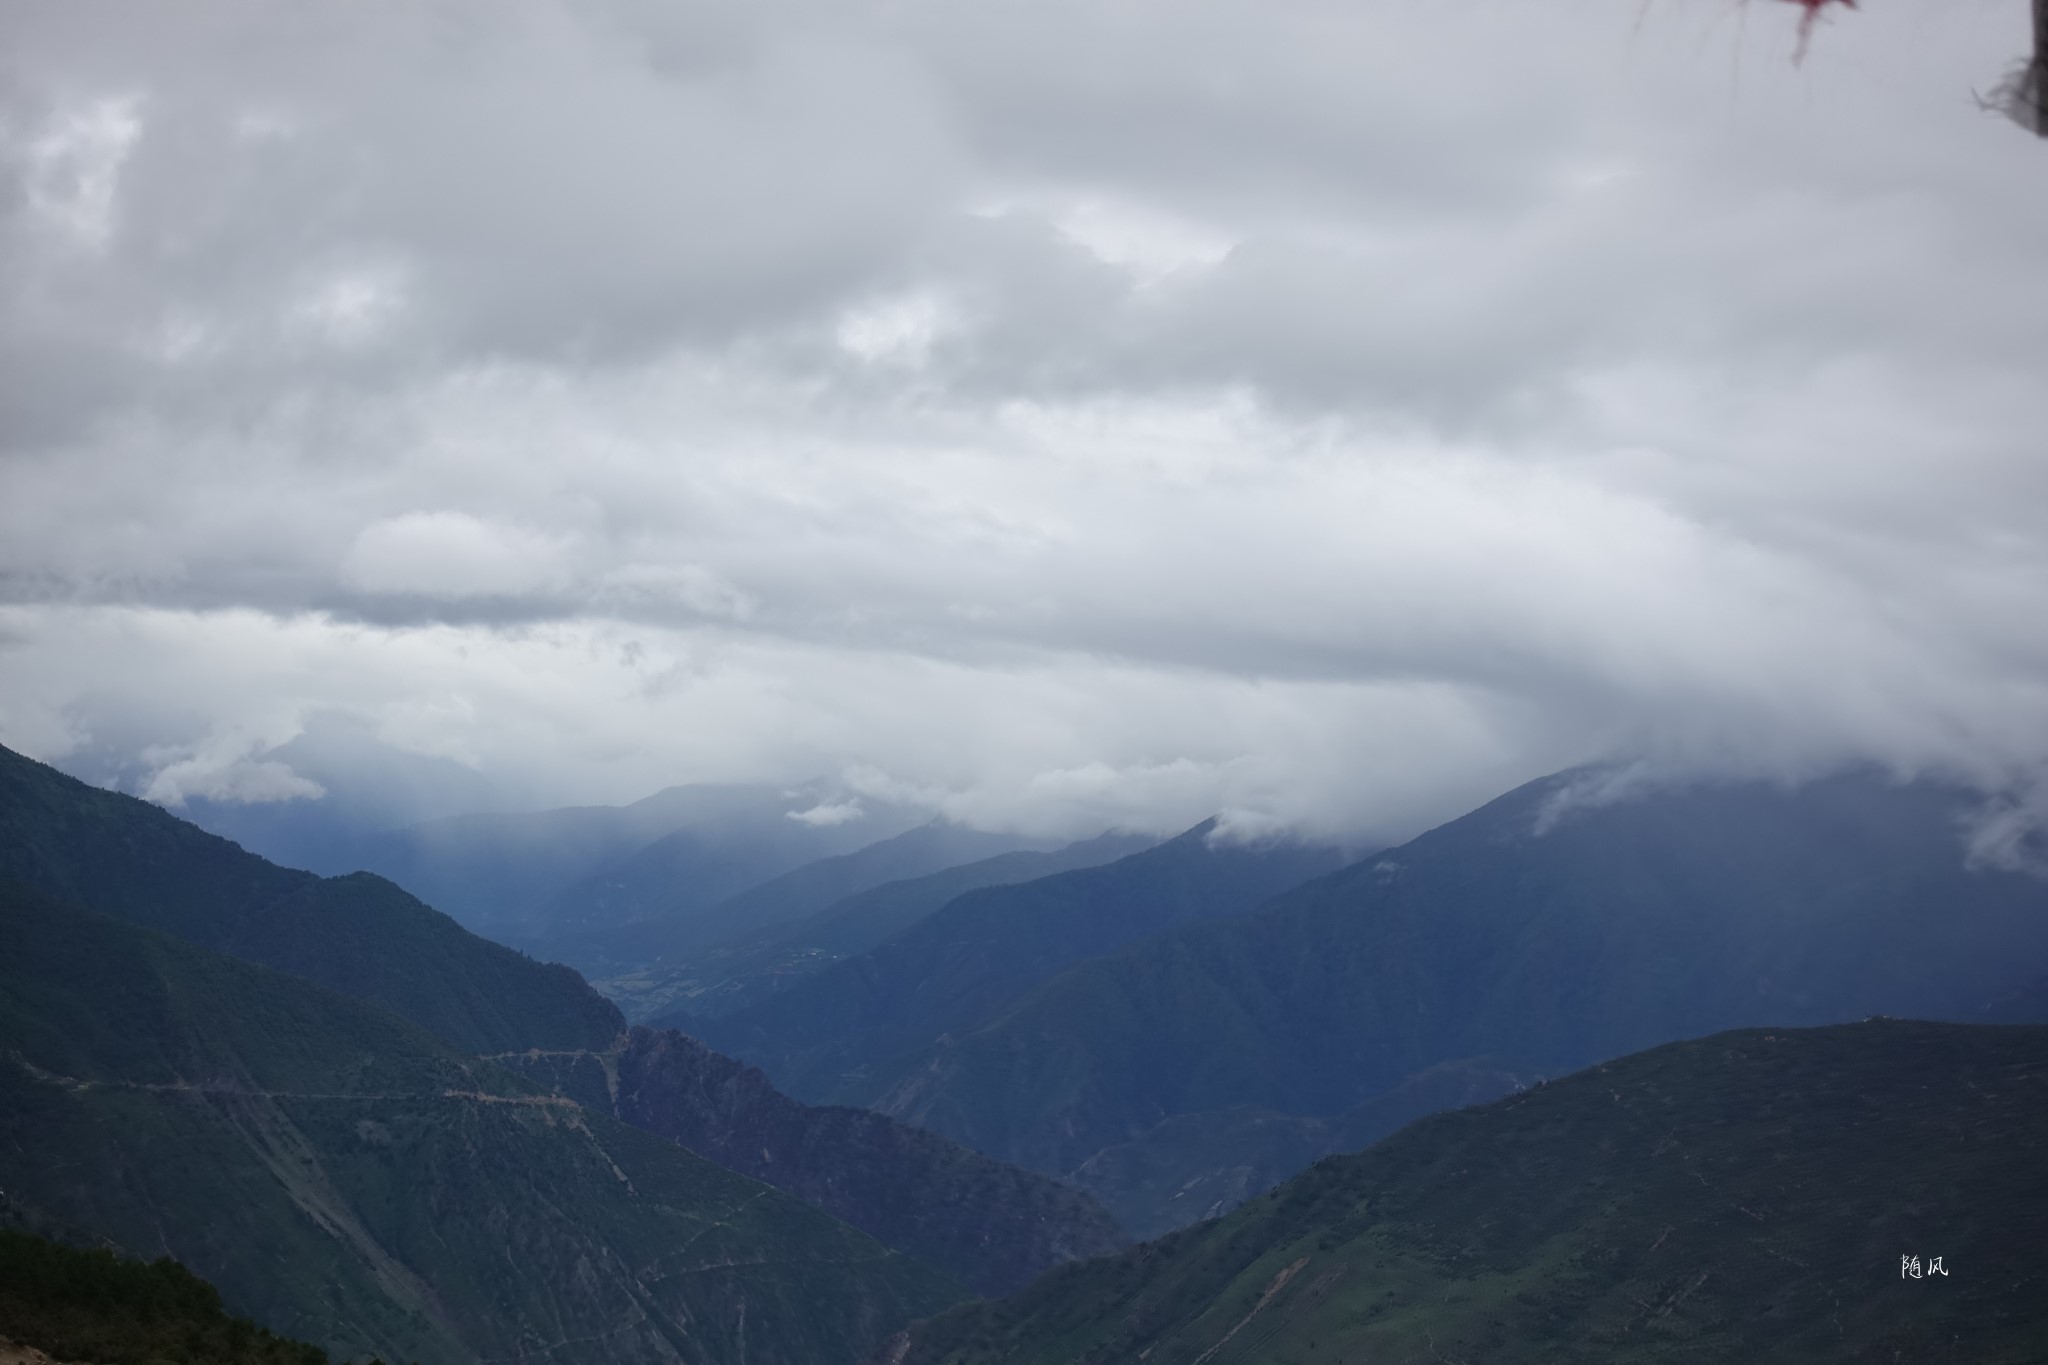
left=0, top=743, right=620, bottom=1054
left=0, top=879, right=963, bottom=1365
left=597, top=829, right=1158, bottom=1023
left=504, top=791, right=946, bottom=971
left=496, top=1027, right=1124, bottom=1298
left=674, top=820, right=1066, bottom=943
left=560, top=818, right=1062, bottom=982
left=883, top=1019, right=2048, bottom=1365
left=679, top=822, right=1351, bottom=1103
left=832, top=769, right=2048, bottom=1235
left=0, top=743, right=1125, bottom=1303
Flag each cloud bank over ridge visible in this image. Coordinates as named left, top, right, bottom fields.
left=2, top=0, right=2045, bottom=845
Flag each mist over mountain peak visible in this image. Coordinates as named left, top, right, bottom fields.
left=5, top=3, right=2047, bottom=1360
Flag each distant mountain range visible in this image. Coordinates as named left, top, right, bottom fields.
left=708, top=769, right=2048, bottom=1238
left=182, top=765, right=1080, bottom=983
left=313, top=781, right=934, bottom=938
left=601, top=829, right=1160, bottom=1022
left=677, top=822, right=1350, bottom=1105
left=882, top=1019, right=2048, bottom=1365
left=530, top=815, right=1066, bottom=977
left=13, top=735, right=2048, bottom=1363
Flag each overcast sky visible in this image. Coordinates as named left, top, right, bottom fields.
left=2, top=0, right=2045, bottom=847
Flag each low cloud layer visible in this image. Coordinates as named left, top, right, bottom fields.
left=3, top=0, right=2045, bottom=845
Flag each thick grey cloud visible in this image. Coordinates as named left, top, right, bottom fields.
left=1, top=0, right=2044, bottom=845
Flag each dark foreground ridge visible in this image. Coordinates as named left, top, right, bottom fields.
left=0, top=1228, right=330, bottom=1365
left=0, top=878, right=964, bottom=1365
left=882, top=1020, right=2048, bottom=1365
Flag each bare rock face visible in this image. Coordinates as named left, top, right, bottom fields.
left=613, top=1026, right=1125, bottom=1297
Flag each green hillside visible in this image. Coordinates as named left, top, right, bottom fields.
left=0, top=1229, right=329, bottom=1365
left=0, top=880, right=964, bottom=1365
left=0, top=743, right=622, bottom=1054
left=684, top=823, right=1347, bottom=1103
left=887, top=1020, right=2048, bottom=1365
left=846, top=772, right=2048, bottom=1234
left=1066, top=1059, right=1528, bottom=1239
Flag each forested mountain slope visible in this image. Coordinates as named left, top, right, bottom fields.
left=0, top=1229, right=329, bottom=1365
left=0, top=743, right=620, bottom=1054
left=501, top=1027, right=1125, bottom=1297
left=0, top=880, right=963, bottom=1365
left=2, top=745, right=1120, bottom=1311
left=886, top=1020, right=2048, bottom=1365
